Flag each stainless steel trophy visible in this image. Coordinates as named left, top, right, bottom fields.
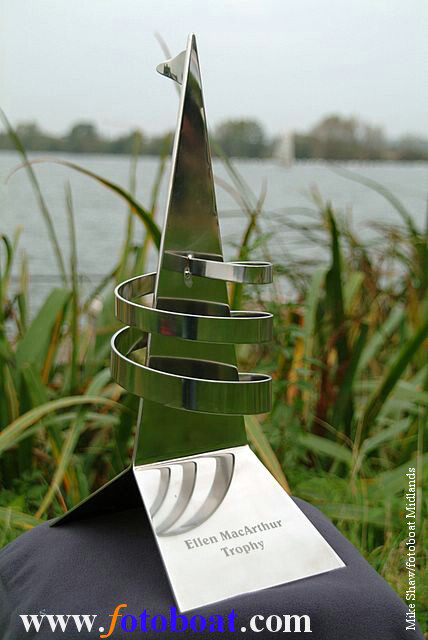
left=53, top=34, right=344, bottom=611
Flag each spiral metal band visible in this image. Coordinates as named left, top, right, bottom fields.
left=114, top=272, right=273, bottom=344
left=111, top=326, right=271, bottom=415
left=163, top=252, right=273, bottom=284
left=111, top=256, right=273, bottom=415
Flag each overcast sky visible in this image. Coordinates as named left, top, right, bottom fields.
left=1, top=0, right=427, bottom=139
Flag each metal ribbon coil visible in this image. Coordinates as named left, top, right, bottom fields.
left=111, top=257, right=273, bottom=415
left=114, top=273, right=273, bottom=344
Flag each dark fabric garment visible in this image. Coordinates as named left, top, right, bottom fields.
left=0, top=498, right=423, bottom=640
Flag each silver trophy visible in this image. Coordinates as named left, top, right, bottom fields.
left=53, top=34, right=344, bottom=611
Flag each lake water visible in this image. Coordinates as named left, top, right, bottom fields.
left=0, top=151, right=426, bottom=311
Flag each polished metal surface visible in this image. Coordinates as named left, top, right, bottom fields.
left=163, top=251, right=273, bottom=284
left=142, top=452, right=234, bottom=536
left=156, top=51, right=186, bottom=84
left=135, top=445, right=345, bottom=612
left=111, top=326, right=271, bottom=414
left=122, top=33, right=274, bottom=465
left=115, top=273, right=273, bottom=344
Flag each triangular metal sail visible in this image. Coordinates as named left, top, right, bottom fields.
left=134, top=34, right=246, bottom=465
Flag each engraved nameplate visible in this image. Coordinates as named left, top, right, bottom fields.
left=134, top=445, right=345, bottom=611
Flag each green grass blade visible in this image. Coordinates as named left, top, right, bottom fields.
left=0, top=396, right=127, bottom=454
left=370, top=454, right=428, bottom=498
left=81, top=263, right=119, bottom=313
left=246, top=416, right=290, bottom=493
left=302, top=267, right=327, bottom=419
left=325, top=205, right=349, bottom=364
left=64, top=183, right=79, bottom=392
left=17, top=252, right=29, bottom=335
left=118, top=133, right=140, bottom=279
left=35, top=410, right=86, bottom=517
left=0, top=110, right=67, bottom=283
left=330, top=165, right=419, bottom=239
left=0, top=507, right=42, bottom=530
left=343, top=271, right=364, bottom=313
left=10, top=158, right=161, bottom=249
left=303, top=267, right=327, bottom=354
left=357, top=305, right=405, bottom=374
left=15, top=288, right=70, bottom=370
left=3, top=364, right=19, bottom=423
left=320, top=503, right=385, bottom=527
left=0, top=234, right=13, bottom=303
left=358, top=315, right=428, bottom=440
left=360, top=417, right=412, bottom=457
left=333, top=323, right=368, bottom=429
left=299, top=432, right=353, bottom=465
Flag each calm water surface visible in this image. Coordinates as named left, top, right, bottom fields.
left=0, top=152, right=426, bottom=311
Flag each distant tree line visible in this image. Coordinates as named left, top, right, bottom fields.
left=291, top=116, right=428, bottom=161
left=1, top=116, right=427, bottom=161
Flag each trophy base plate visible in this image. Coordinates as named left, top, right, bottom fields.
left=134, top=445, right=345, bottom=611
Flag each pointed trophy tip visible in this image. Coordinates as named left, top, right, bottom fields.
left=188, top=33, right=198, bottom=52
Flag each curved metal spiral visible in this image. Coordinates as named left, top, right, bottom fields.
left=111, top=254, right=273, bottom=416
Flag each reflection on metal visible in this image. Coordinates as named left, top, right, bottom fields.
left=156, top=50, right=187, bottom=84
left=114, top=273, right=273, bottom=344
left=135, top=445, right=345, bottom=611
left=163, top=252, right=273, bottom=284
left=142, top=452, right=234, bottom=536
left=111, top=324, right=271, bottom=414
left=52, top=33, right=345, bottom=611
